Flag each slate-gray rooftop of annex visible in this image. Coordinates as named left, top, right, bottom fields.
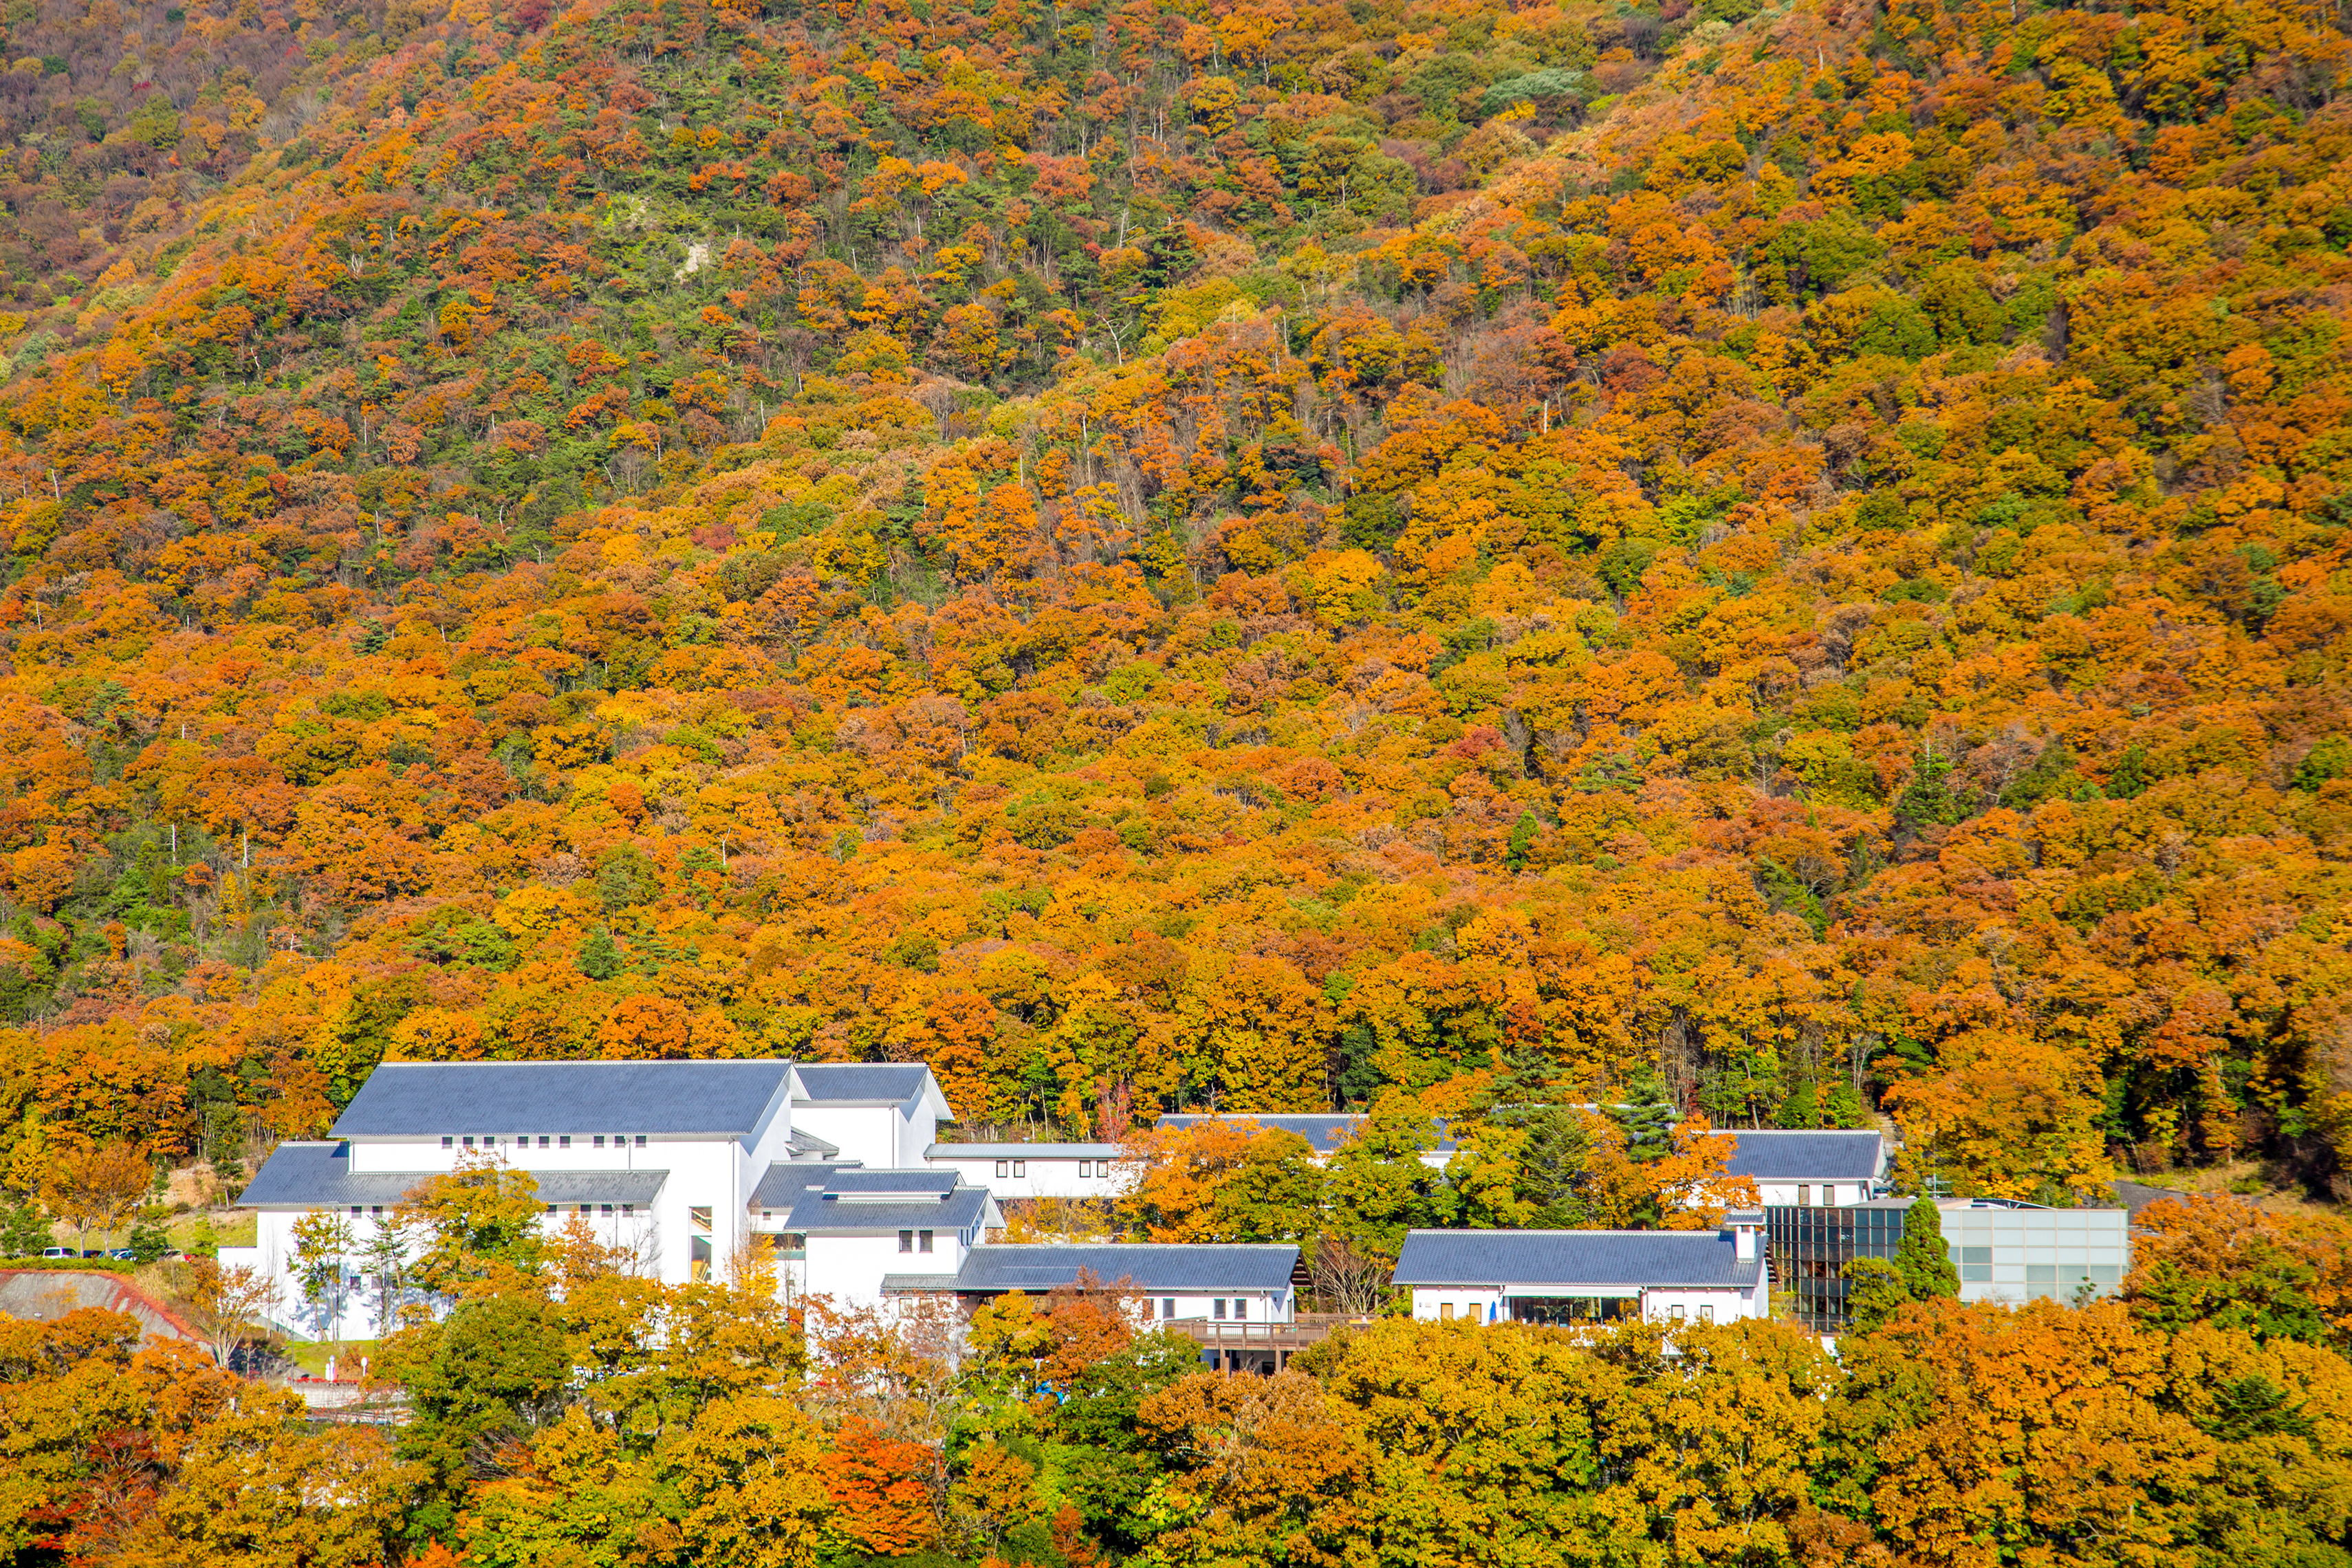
left=330, top=1060, right=796, bottom=1138
left=1710, top=1129, right=1884, bottom=1181
left=792, top=1063, right=938, bottom=1104
left=1156, top=1112, right=1457, bottom=1153
left=240, top=1141, right=667, bottom=1208
left=761, top=1166, right=994, bottom=1230
left=955, top=1243, right=1300, bottom=1294
left=1392, top=1229, right=1762, bottom=1289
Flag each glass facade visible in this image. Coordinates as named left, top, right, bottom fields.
left=1507, top=1295, right=1638, bottom=1326
left=1766, top=1201, right=1907, bottom=1333
left=1767, top=1199, right=2130, bottom=1333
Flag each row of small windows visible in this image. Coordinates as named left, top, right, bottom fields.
left=992, top=1158, right=1113, bottom=1178
left=442, top=1135, right=648, bottom=1150
left=545, top=1204, right=636, bottom=1217
left=898, top=1229, right=935, bottom=1253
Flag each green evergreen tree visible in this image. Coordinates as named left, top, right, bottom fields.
left=576, top=926, right=621, bottom=980
left=1895, top=1195, right=1961, bottom=1300
left=0, top=1202, right=51, bottom=1256
left=1842, top=1256, right=1912, bottom=1331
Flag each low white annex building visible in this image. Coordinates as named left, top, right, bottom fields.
left=1393, top=1226, right=1770, bottom=1327
left=923, top=1142, right=1132, bottom=1199
left=946, top=1243, right=1300, bottom=1326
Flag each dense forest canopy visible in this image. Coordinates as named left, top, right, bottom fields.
left=0, top=0, right=2346, bottom=1219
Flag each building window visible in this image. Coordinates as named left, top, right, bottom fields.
left=370, top=1206, right=382, bottom=1217
left=689, top=1207, right=712, bottom=1234
left=559, top=1135, right=571, bottom=1148
left=995, top=1161, right=1008, bottom=1178
left=612, top=1134, right=625, bottom=1148
left=919, top=1230, right=934, bottom=1254
left=594, top=1135, right=605, bottom=1148
left=545, top=1205, right=556, bottom=1215
left=463, top=1136, right=475, bottom=1149
left=1232, top=1297, right=1246, bottom=1321
left=578, top=1204, right=591, bottom=1216
left=635, top=1135, right=646, bottom=1147
left=1797, top=1184, right=1810, bottom=1206
left=538, top=1135, right=550, bottom=1148
left=442, top=1136, right=453, bottom=1148
left=1439, top=1303, right=1455, bottom=1321
left=1213, top=1298, right=1227, bottom=1320
left=1670, top=1305, right=1687, bottom=1323
left=1699, top=1305, right=1715, bottom=1325
left=761, top=1210, right=772, bottom=1223
left=1078, top=1160, right=1091, bottom=1179
left=899, top=1230, right=915, bottom=1254
left=601, top=1204, right=613, bottom=1217
left=1012, top=1159, right=1025, bottom=1177
left=1162, top=1298, right=1176, bottom=1320
left=621, top=1205, right=633, bottom=1217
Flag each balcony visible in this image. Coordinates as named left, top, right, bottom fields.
left=1167, top=1313, right=1364, bottom=1358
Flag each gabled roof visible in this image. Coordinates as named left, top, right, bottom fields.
left=762, top=1167, right=997, bottom=1232
left=331, top=1060, right=794, bottom=1139
left=1157, top=1111, right=1458, bottom=1155
left=750, top=1166, right=833, bottom=1211
left=1392, top=1230, right=1763, bottom=1291
left=818, top=1169, right=961, bottom=1199
left=955, top=1244, right=1299, bottom=1294
left=926, top=1142, right=1123, bottom=1159
left=239, top=1142, right=666, bottom=1209
left=1709, top=1130, right=1884, bottom=1182
left=880, top=1273, right=961, bottom=1293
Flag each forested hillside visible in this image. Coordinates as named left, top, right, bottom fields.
left=0, top=0, right=2349, bottom=1217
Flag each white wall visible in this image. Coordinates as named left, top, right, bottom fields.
left=234, top=1197, right=664, bottom=1340
left=1410, top=1287, right=1505, bottom=1322
left=1754, top=1179, right=1872, bottom=1206
left=1637, top=1285, right=1761, bottom=1325
left=792, top=1225, right=977, bottom=1310
left=1408, top=1283, right=1762, bottom=1325
left=792, top=1104, right=904, bottom=1170
left=1136, top=1288, right=1292, bottom=1324
left=926, top=1151, right=1133, bottom=1201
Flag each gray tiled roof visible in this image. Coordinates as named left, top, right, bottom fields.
left=771, top=1169, right=993, bottom=1233
left=748, top=1165, right=950, bottom=1212
left=926, top=1143, right=1123, bottom=1159
left=331, top=1060, right=794, bottom=1138
left=1392, top=1230, right=1763, bottom=1289
left=1710, top=1130, right=1884, bottom=1182
left=792, top=1063, right=937, bottom=1104
left=1157, top=1112, right=1457, bottom=1153
left=955, top=1244, right=1298, bottom=1294
left=750, top=1166, right=834, bottom=1210
left=880, top=1273, right=961, bottom=1293
left=820, top=1169, right=961, bottom=1197
left=240, top=1142, right=666, bottom=1209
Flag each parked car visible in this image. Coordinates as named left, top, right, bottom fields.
left=105, top=1249, right=135, bottom=1261
left=39, top=1247, right=74, bottom=1259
